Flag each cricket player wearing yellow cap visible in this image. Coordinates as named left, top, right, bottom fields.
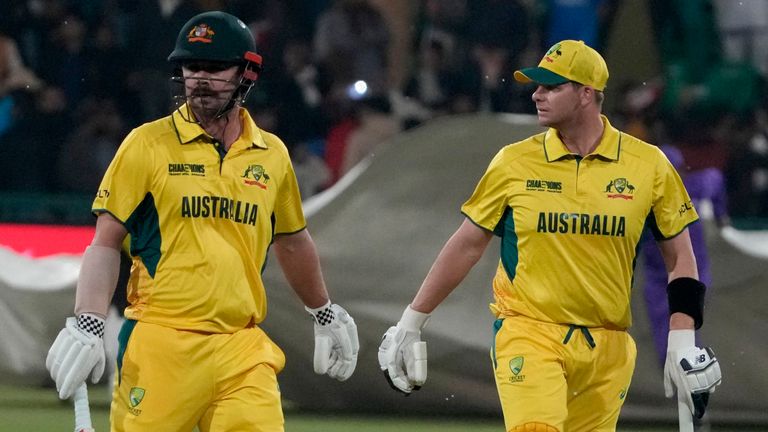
left=378, top=40, right=722, bottom=431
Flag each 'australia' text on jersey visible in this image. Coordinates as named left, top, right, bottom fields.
left=181, top=195, right=258, bottom=226
left=536, top=212, right=626, bottom=237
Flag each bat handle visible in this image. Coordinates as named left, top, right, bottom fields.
left=678, top=395, right=694, bottom=432
left=74, top=383, right=95, bottom=432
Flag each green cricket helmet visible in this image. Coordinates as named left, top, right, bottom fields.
left=168, top=11, right=262, bottom=77
left=168, top=11, right=263, bottom=119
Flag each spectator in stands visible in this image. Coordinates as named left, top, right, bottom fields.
left=0, top=34, right=42, bottom=96
left=464, top=0, right=531, bottom=112
left=0, top=85, right=69, bottom=192
left=8, top=0, right=71, bottom=72
left=313, top=0, right=390, bottom=97
left=415, top=0, right=469, bottom=67
left=403, top=38, right=463, bottom=116
left=36, top=10, right=88, bottom=111
left=120, top=0, right=203, bottom=122
left=267, top=38, right=329, bottom=151
left=540, top=0, right=619, bottom=51
left=56, top=97, right=126, bottom=193
left=0, top=33, right=42, bottom=136
left=82, top=16, right=139, bottom=124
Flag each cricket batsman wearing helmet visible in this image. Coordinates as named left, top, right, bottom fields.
left=378, top=40, right=721, bottom=431
left=46, top=11, right=359, bottom=431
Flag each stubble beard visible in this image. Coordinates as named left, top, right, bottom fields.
left=188, top=92, right=226, bottom=121
left=186, top=81, right=236, bottom=122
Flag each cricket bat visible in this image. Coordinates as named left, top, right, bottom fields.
left=74, top=383, right=95, bottom=432
left=678, top=394, right=693, bottom=432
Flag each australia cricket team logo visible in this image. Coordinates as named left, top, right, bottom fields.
left=187, top=24, right=215, bottom=43
left=128, top=386, right=145, bottom=416
left=544, top=43, right=563, bottom=63
left=605, top=177, right=635, bottom=200
left=508, top=356, right=525, bottom=383
left=242, top=164, right=270, bottom=189
left=129, top=387, right=145, bottom=408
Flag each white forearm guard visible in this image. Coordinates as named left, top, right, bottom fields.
left=74, top=245, right=121, bottom=318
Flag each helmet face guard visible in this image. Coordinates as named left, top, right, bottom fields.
left=167, top=11, right=263, bottom=121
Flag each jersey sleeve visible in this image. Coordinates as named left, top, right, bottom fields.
left=649, top=151, right=699, bottom=239
left=461, top=148, right=511, bottom=233
left=92, top=128, right=154, bottom=223
left=273, top=154, right=307, bottom=235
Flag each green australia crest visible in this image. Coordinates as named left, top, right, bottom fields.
left=509, top=356, right=524, bottom=375
left=129, top=387, right=145, bottom=407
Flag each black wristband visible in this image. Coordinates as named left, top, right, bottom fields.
left=667, top=277, right=706, bottom=329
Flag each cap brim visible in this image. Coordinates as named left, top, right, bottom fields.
left=514, top=67, right=570, bottom=86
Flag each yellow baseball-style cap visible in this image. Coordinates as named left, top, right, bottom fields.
left=514, top=40, right=609, bottom=91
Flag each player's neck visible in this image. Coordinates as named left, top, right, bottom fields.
left=200, top=107, right=242, bottom=150
left=558, top=113, right=604, bottom=156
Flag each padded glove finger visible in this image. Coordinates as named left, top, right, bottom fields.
left=313, top=335, right=333, bottom=375
left=408, top=341, right=427, bottom=387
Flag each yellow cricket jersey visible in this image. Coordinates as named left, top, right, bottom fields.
left=463, top=116, right=698, bottom=329
left=93, top=105, right=306, bottom=333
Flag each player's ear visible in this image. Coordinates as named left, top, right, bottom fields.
left=580, top=85, right=595, bottom=106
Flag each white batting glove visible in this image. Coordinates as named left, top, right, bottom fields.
left=45, top=314, right=106, bottom=400
left=378, top=306, right=429, bottom=395
left=305, top=302, right=359, bottom=381
left=664, top=330, right=722, bottom=419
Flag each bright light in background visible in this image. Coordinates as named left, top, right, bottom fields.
left=346, top=80, right=368, bottom=100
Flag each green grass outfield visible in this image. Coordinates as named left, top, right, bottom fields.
left=0, top=383, right=754, bottom=431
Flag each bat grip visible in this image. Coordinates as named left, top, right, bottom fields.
left=678, top=394, right=693, bottom=432
left=74, top=383, right=94, bottom=432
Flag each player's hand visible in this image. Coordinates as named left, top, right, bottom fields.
left=306, top=302, right=359, bottom=381
left=664, top=330, right=722, bottom=419
left=377, top=306, right=430, bottom=395
left=45, top=314, right=106, bottom=400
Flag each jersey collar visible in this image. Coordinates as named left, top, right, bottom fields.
left=543, top=115, right=621, bottom=162
left=171, top=104, right=268, bottom=150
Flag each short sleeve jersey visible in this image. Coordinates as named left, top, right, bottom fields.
left=462, top=116, right=698, bottom=329
left=93, top=105, right=306, bottom=333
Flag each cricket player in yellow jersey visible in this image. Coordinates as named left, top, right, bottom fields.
left=45, top=11, right=359, bottom=432
left=378, top=40, right=722, bottom=431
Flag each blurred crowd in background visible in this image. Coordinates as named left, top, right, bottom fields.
left=1, top=0, right=767, bottom=221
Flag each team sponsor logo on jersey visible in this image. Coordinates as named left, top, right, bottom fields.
left=678, top=200, right=693, bottom=216
left=544, top=43, right=563, bottom=63
left=604, top=177, right=635, bottom=200
left=187, top=24, right=215, bottom=43
left=526, top=179, right=562, bottom=193
left=242, top=164, right=270, bottom=189
left=508, top=356, right=525, bottom=383
left=96, top=189, right=110, bottom=198
left=181, top=195, right=258, bottom=226
left=168, top=163, right=206, bottom=176
left=537, top=212, right=626, bottom=237
left=128, top=387, right=145, bottom=415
